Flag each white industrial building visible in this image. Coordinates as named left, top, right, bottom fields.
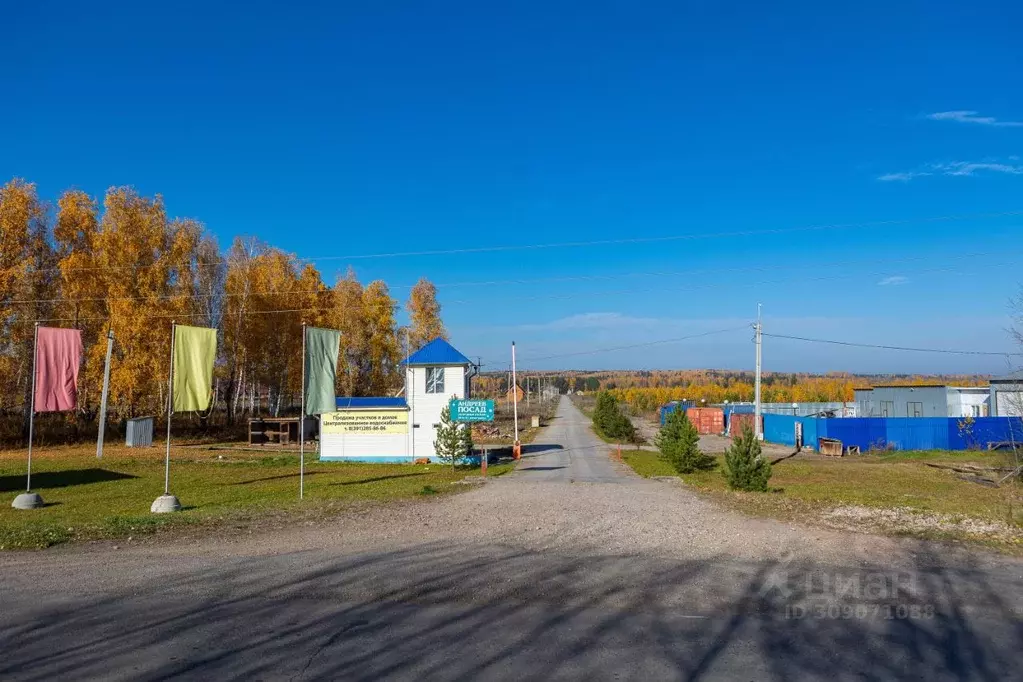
left=319, top=338, right=475, bottom=463
left=989, top=371, right=1023, bottom=417
left=854, top=385, right=990, bottom=418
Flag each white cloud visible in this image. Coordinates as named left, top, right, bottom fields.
left=877, top=276, right=909, bottom=286
left=877, top=171, right=930, bottom=182
left=515, top=312, right=663, bottom=332
left=878, top=159, right=1023, bottom=182
left=926, top=110, right=1023, bottom=127
left=933, top=161, right=1023, bottom=176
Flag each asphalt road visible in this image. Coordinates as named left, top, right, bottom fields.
left=514, top=397, right=632, bottom=483
left=2, top=397, right=1022, bottom=681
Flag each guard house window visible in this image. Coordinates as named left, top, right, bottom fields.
left=907, top=401, right=923, bottom=418
left=880, top=401, right=894, bottom=417
left=425, top=367, right=445, bottom=394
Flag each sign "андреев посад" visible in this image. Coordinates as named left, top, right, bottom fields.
left=449, top=399, right=495, bottom=422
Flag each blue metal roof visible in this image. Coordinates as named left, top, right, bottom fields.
left=335, top=396, right=408, bottom=409
left=404, top=338, right=472, bottom=366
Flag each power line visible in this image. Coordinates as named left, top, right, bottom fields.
left=309, top=210, right=1023, bottom=261
left=7, top=248, right=1009, bottom=306
left=18, top=258, right=1020, bottom=324
left=41, top=209, right=1023, bottom=273
left=517, top=327, right=749, bottom=364
left=762, top=332, right=1023, bottom=357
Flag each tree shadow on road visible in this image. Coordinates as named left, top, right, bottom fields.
left=2, top=541, right=1021, bottom=680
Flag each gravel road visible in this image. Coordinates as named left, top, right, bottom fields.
left=2, top=398, right=1022, bottom=681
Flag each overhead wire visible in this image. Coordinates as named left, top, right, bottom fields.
left=37, top=208, right=1023, bottom=273
left=19, top=257, right=1021, bottom=324
left=7, top=250, right=1017, bottom=308
left=761, top=332, right=1022, bottom=357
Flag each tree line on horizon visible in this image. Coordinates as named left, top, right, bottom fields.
left=0, top=178, right=448, bottom=433
left=475, top=369, right=992, bottom=413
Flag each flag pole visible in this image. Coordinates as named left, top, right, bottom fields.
left=13, top=324, right=43, bottom=509
left=96, top=327, right=114, bottom=459
left=300, top=322, right=306, bottom=500
left=152, top=321, right=181, bottom=513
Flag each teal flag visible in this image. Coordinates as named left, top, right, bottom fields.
left=304, top=327, right=341, bottom=415
left=172, top=325, right=217, bottom=412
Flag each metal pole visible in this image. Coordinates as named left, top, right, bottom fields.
left=165, top=321, right=176, bottom=495
left=407, top=328, right=414, bottom=461
left=754, top=304, right=763, bottom=441
left=300, top=322, right=306, bottom=500
left=511, top=342, right=519, bottom=443
left=96, top=328, right=114, bottom=459
left=26, top=323, right=39, bottom=492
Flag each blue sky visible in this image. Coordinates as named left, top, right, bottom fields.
left=4, top=1, right=1023, bottom=373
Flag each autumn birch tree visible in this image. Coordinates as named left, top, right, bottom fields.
left=406, top=277, right=446, bottom=352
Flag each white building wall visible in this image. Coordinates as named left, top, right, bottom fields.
left=948, top=389, right=991, bottom=418
left=406, top=365, right=467, bottom=460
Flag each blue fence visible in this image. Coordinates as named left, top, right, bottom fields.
left=761, top=415, right=1020, bottom=452
left=763, top=414, right=824, bottom=449
left=659, top=401, right=696, bottom=425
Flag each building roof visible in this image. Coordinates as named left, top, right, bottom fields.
left=335, top=396, right=408, bottom=409
left=404, top=338, right=472, bottom=366
left=991, top=370, right=1023, bottom=382
left=869, top=384, right=949, bottom=389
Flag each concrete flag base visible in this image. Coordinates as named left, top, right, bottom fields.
left=12, top=492, right=45, bottom=510
left=151, top=494, right=182, bottom=514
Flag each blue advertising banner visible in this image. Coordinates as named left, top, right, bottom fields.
left=450, top=399, right=495, bottom=422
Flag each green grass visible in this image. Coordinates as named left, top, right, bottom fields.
left=621, top=448, right=1023, bottom=551
left=0, top=443, right=513, bottom=550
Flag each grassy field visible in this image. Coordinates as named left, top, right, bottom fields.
left=0, top=443, right=513, bottom=550
left=622, top=448, right=1023, bottom=551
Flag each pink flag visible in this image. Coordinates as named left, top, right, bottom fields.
left=34, top=327, right=84, bottom=413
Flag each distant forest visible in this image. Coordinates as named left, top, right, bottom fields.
left=475, top=370, right=990, bottom=412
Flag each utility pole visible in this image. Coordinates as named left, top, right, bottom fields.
left=511, top=341, right=520, bottom=456
left=754, top=303, right=763, bottom=441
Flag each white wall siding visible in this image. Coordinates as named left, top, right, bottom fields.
left=407, top=365, right=467, bottom=460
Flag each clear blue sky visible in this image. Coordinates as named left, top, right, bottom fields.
left=5, top=1, right=1023, bottom=374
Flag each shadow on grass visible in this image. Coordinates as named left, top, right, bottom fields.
left=229, top=472, right=324, bottom=486
left=0, top=469, right=137, bottom=493
left=330, top=473, right=427, bottom=487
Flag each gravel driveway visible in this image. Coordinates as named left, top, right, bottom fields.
left=1, top=398, right=1022, bottom=680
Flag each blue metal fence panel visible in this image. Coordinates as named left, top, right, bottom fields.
left=763, top=414, right=797, bottom=446
left=660, top=401, right=695, bottom=425
left=819, top=418, right=886, bottom=451
left=885, top=418, right=949, bottom=450
left=947, top=417, right=1019, bottom=450
left=747, top=413, right=1021, bottom=452
left=799, top=416, right=819, bottom=450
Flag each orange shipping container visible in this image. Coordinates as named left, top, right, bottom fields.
left=686, top=407, right=724, bottom=435
left=728, top=412, right=762, bottom=437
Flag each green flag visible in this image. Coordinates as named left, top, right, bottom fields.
left=304, top=327, right=341, bottom=416
left=172, top=325, right=217, bottom=412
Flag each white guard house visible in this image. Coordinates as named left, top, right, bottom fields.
left=405, top=338, right=476, bottom=462
left=319, top=338, right=475, bottom=463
